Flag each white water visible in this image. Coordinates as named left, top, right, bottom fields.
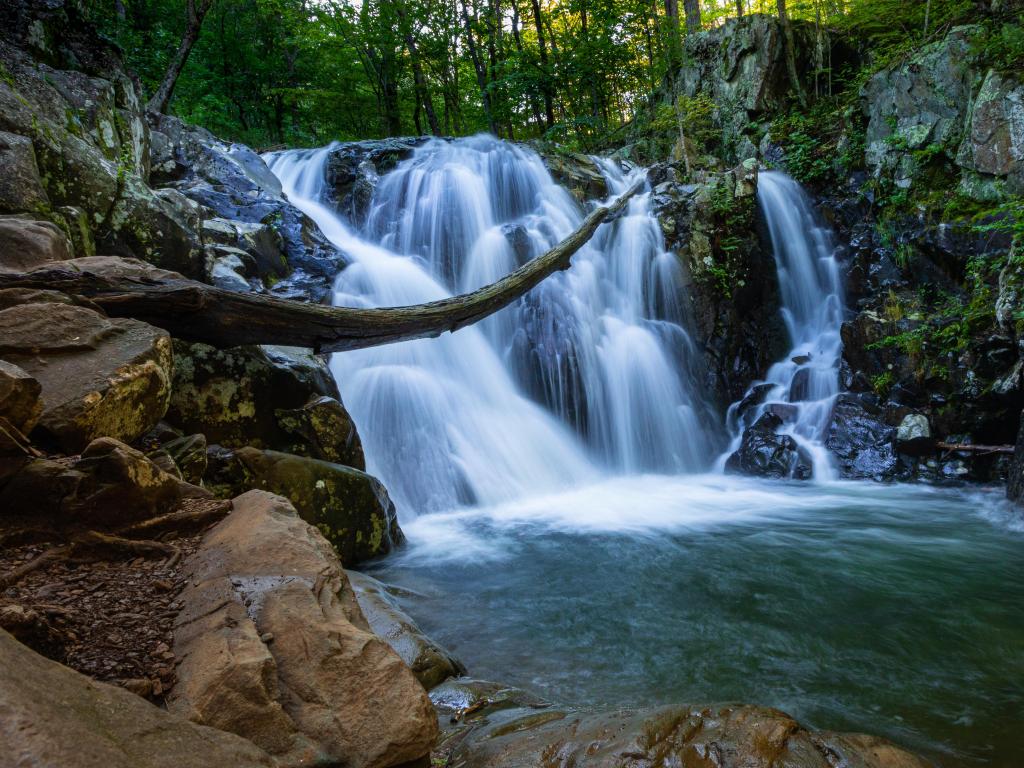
left=718, top=170, right=845, bottom=479
left=267, top=136, right=716, bottom=516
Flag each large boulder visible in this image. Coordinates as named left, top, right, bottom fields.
left=323, top=138, right=423, bottom=227
left=205, top=447, right=401, bottom=565
left=348, top=570, right=464, bottom=690
left=0, top=216, right=72, bottom=272
left=170, top=490, right=437, bottom=768
left=863, top=26, right=979, bottom=188
left=824, top=394, right=898, bottom=480
left=446, top=702, right=929, bottom=768
left=0, top=302, right=172, bottom=453
left=0, top=628, right=275, bottom=768
left=168, top=342, right=364, bottom=469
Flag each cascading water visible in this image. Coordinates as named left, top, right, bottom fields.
left=267, top=136, right=716, bottom=516
left=719, top=170, right=845, bottom=479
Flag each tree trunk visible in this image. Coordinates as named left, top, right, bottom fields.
left=683, top=0, right=701, bottom=34
left=777, top=0, right=807, bottom=106
left=146, top=0, right=215, bottom=114
left=529, top=0, right=555, bottom=128
left=663, top=0, right=681, bottom=74
left=2, top=183, right=642, bottom=353
left=404, top=34, right=440, bottom=135
left=735, top=0, right=743, bottom=17
left=460, top=0, right=498, bottom=136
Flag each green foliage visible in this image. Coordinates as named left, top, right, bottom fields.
left=768, top=90, right=866, bottom=184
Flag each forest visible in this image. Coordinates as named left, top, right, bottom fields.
left=84, top=0, right=1009, bottom=150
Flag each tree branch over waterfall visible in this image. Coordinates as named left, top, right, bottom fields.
left=0, top=181, right=643, bottom=354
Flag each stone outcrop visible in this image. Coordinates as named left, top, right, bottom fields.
left=863, top=25, right=1023, bottom=197
left=170, top=490, right=437, bottom=768
left=348, top=570, right=464, bottom=690
left=442, top=700, right=928, bottom=768
left=0, top=628, right=276, bottom=768
left=204, top=448, right=401, bottom=565
left=168, top=341, right=364, bottom=470
left=0, top=301, right=172, bottom=453
left=725, top=412, right=812, bottom=479
left=324, top=138, right=423, bottom=227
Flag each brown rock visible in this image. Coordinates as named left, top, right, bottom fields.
left=170, top=490, right=437, bottom=768
left=0, top=359, right=42, bottom=434
left=449, top=703, right=930, bottom=768
left=0, top=301, right=172, bottom=452
left=0, top=216, right=72, bottom=272
left=0, top=628, right=275, bottom=768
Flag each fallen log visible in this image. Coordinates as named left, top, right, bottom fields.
left=0, top=181, right=643, bottom=353
left=935, top=442, right=1015, bottom=456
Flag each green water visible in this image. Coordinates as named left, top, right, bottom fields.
left=369, top=475, right=1024, bottom=766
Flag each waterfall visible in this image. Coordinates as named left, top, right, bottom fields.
left=720, top=171, right=845, bottom=479
left=267, top=136, right=716, bottom=517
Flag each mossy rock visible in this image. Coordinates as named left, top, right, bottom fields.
left=206, top=447, right=401, bottom=565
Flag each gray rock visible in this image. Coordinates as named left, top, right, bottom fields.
left=725, top=412, right=812, bottom=480
left=0, top=130, right=48, bottom=213
left=956, top=69, right=1024, bottom=193
left=0, top=359, right=41, bottom=435
left=825, top=394, right=898, bottom=480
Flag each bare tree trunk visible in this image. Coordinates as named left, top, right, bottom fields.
left=683, top=0, right=701, bottom=34
left=529, top=0, right=555, bottom=128
left=735, top=0, right=743, bottom=17
left=146, top=0, right=215, bottom=114
left=776, top=0, right=807, bottom=107
left=460, top=0, right=499, bottom=135
left=1, top=183, right=643, bottom=353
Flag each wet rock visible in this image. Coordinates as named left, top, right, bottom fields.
left=170, top=490, right=436, bottom=768
left=0, top=302, right=172, bottom=453
left=0, top=216, right=72, bottom=272
left=204, top=447, right=401, bottom=565
left=168, top=342, right=363, bottom=467
left=1010, top=411, right=1024, bottom=504
left=324, top=138, right=423, bottom=226
left=825, top=394, right=898, bottom=480
left=0, top=130, right=48, bottom=212
left=540, top=151, right=608, bottom=200
left=347, top=570, right=464, bottom=690
left=448, top=702, right=928, bottom=768
left=0, top=628, right=275, bottom=768
left=725, top=413, right=812, bottom=479
left=0, top=359, right=42, bottom=435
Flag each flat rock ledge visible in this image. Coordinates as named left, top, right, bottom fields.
left=434, top=683, right=931, bottom=768
left=168, top=489, right=437, bottom=768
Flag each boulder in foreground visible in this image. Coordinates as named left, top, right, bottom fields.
left=0, top=628, right=275, bottom=768
left=170, top=490, right=436, bottom=768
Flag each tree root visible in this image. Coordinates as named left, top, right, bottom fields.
left=0, top=546, right=70, bottom=591
left=116, top=500, right=231, bottom=539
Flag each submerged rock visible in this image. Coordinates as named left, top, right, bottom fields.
left=446, top=702, right=929, bottom=768
left=0, top=628, right=275, bottom=768
left=348, top=570, right=464, bottom=689
left=170, top=490, right=436, bottom=768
